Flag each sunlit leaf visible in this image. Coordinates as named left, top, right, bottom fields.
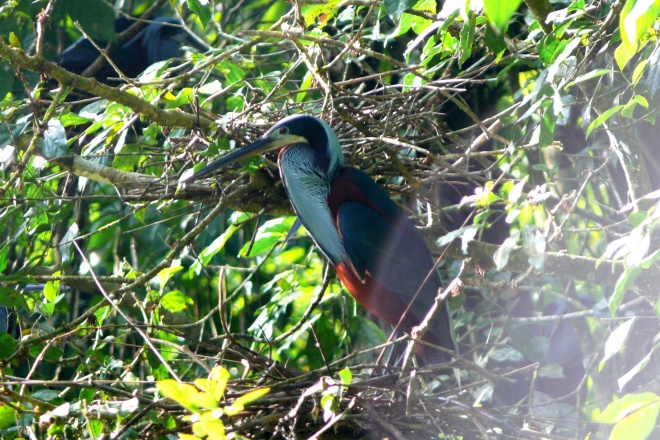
left=619, top=0, right=660, bottom=49
left=615, top=42, right=638, bottom=70
left=484, top=0, right=523, bottom=33
left=239, top=217, right=296, bottom=257
left=610, top=266, right=641, bottom=315
left=158, top=380, right=218, bottom=411
left=600, top=392, right=660, bottom=440
left=157, top=265, right=184, bottom=289
left=0, top=403, right=17, bottom=430
left=586, top=105, right=625, bottom=138
left=493, top=235, right=519, bottom=270
left=339, top=367, right=352, bottom=386
left=164, top=88, right=194, bottom=109
left=232, top=387, right=270, bottom=408
left=199, top=411, right=226, bottom=439
left=209, top=366, right=230, bottom=402
left=564, top=68, right=612, bottom=89
left=161, top=290, right=194, bottom=313
left=600, top=318, right=635, bottom=370
left=508, top=176, right=528, bottom=204
left=618, top=349, right=653, bottom=391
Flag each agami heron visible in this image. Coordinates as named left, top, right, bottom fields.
left=184, top=115, right=456, bottom=363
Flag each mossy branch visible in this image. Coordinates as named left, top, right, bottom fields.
left=0, top=39, right=213, bottom=131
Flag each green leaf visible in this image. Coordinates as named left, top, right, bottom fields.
left=0, top=245, right=7, bottom=273
left=506, top=321, right=548, bottom=362
left=384, top=0, right=417, bottom=21
left=42, top=119, right=69, bottom=159
left=610, top=399, right=660, bottom=440
left=610, top=265, right=641, bottom=314
left=190, top=212, right=249, bottom=276
left=564, top=68, right=612, bottom=89
left=484, top=22, right=506, bottom=54
left=567, top=0, right=585, bottom=11
left=198, top=412, right=226, bottom=438
left=493, top=235, right=518, bottom=270
left=226, top=95, right=245, bottom=112
left=621, top=99, right=638, bottom=118
left=540, top=102, right=557, bottom=148
left=59, top=222, right=79, bottom=265
left=618, top=350, right=653, bottom=391
left=600, top=318, right=635, bottom=369
left=296, top=71, right=314, bottom=103
left=0, top=334, right=16, bottom=359
left=54, top=0, right=116, bottom=42
left=620, top=0, right=660, bottom=49
left=600, top=392, right=660, bottom=423
left=94, top=305, right=111, bottom=326
left=43, top=278, right=60, bottom=303
left=302, top=314, right=340, bottom=369
left=164, top=88, right=194, bottom=109
left=157, top=380, right=218, bottom=411
left=43, top=345, right=64, bottom=362
left=615, top=42, right=638, bottom=70
left=633, top=94, right=649, bottom=107
left=508, top=176, right=528, bottom=204
left=0, top=62, right=15, bottom=102
left=157, top=265, right=183, bottom=288
left=232, top=387, right=270, bottom=408
left=600, top=392, right=660, bottom=440
left=483, top=0, right=523, bottom=33
left=60, top=112, right=92, bottom=127
left=410, top=0, right=435, bottom=34
left=321, top=393, right=335, bottom=411
left=216, top=60, right=245, bottom=85
left=338, top=367, right=352, bottom=385
left=187, top=0, right=212, bottom=27
left=88, top=420, right=104, bottom=438
left=239, top=217, right=296, bottom=257
left=0, top=401, right=17, bottom=429
left=161, top=290, right=194, bottom=313
left=436, top=225, right=479, bottom=249
left=586, top=105, right=625, bottom=138
left=0, top=288, right=29, bottom=309
left=537, top=35, right=569, bottom=66
left=301, top=1, right=339, bottom=27
left=632, top=59, right=649, bottom=85
left=459, top=11, right=476, bottom=67
left=113, top=143, right=142, bottom=171
left=209, top=366, right=230, bottom=402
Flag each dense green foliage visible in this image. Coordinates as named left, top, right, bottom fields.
left=1, top=0, right=660, bottom=438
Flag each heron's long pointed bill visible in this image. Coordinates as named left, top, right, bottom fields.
left=180, top=134, right=307, bottom=183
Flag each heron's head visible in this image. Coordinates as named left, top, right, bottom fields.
left=181, top=115, right=343, bottom=183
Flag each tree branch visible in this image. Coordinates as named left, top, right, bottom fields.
left=0, top=39, right=213, bottom=131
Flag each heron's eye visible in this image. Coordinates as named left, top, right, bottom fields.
left=279, top=127, right=289, bottom=135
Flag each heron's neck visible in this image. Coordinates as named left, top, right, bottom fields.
left=279, top=145, right=347, bottom=264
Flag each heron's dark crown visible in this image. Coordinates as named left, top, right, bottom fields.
left=268, top=115, right=343, bottom=176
